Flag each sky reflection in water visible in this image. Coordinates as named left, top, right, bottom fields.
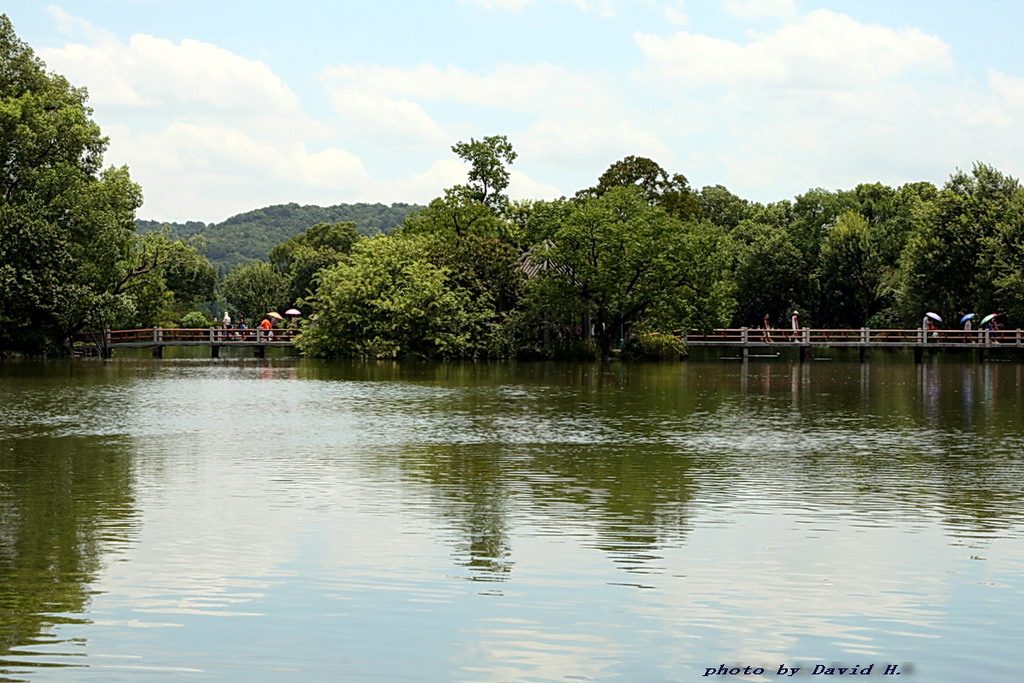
left=1, top=358, right=1022, bottom=681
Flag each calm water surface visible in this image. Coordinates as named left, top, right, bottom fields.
left=1, top=357, right=1023, bottom=682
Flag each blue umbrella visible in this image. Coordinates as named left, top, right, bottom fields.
left=960, top=313, right=975, bottom=323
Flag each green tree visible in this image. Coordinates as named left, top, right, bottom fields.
left=220, top=261, right=289, bottom=324
left=699, top=184, right=755, bottom=230
left=895, top=163, right=1019, bottom=324
left=986, top=189, right=1024, bottom=324
left=728, top=220, right=806, bottom=327
left=530, top=186, right=733, bottom=356
left=450, top=135, right=517, bottom=209
left=0, top=14, right=178, bottom=353
left=578, top=155, right=700, bottom=220
left=269, top=220, right=359, bottom=307
left=401, top=190, right=516, bottom=243
left=97, top=230, right=216, bottom=329
left=815, top=211, right=880, bottom=327
left=397, top=138, right=525, bottom=336
left=298, top=234, right=494, bottom=359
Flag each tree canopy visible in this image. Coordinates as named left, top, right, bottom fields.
left=1, top=15, right=213, bottom=353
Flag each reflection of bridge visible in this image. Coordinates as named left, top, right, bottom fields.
left=683, top=328, right=1023, bottom=362
left=74, top=328, right=298, bottom=358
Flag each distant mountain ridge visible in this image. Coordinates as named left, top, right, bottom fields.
left=137, top=202, right=424, bottom=272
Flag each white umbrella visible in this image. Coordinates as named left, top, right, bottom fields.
left=285, top=308, right=301, bottom=316
left=925, top=312, right=942, bottom=322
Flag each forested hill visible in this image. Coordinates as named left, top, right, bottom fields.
left=137, top=202, right=423, bottom=272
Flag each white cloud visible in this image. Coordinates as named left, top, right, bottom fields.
left=624, top=8, right=1024, bottom=202
left=40, top=31, right=301, bottom=116
left=328, top=88, right=448, bottom=147
left=321, top=62, right=611, bottom=114
left=521, top=118, right=673, bottom=172
left=507, top=169, right=565, bottom=201
left=988, top=69, right=1024, bottom=111
left=663, top=7, right=689, bottom=27
left=32, top=3, right=1024, bottom=223
left=635, top=9, right=952, bottom=89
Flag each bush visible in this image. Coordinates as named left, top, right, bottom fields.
left=180, top=311, right=212, bottom=328
left=621, top=333, right=687, bottom=360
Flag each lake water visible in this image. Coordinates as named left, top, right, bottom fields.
left=1, top=356, right=1023, bottom=682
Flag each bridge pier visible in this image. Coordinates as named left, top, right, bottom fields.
left=211, top=345, right=220, bottom=359
left=858, top=345, right=869, bottom=362
left=152, top=345, right=163, bottom=358
left=254, top=345, right=265, bottom=358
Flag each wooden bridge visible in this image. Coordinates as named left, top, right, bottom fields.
left=74, top=327, right=298, bottom=358
left=682, top=327, right=1023, bottom=362
left=73, top=326, right=1022, bottom=361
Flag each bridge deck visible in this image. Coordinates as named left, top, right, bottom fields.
left=73, top=327, right=298, bottom=358
left=683, top=327, right=1019, bottom=348
left=72, top=327, right=1022, bottom=359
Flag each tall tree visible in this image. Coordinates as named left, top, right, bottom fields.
left=269, top=221, right=359, bottom=307
left=578, top=155, right=701, bottom=220
left=450, top=135, right=517, bottom=210
left=0, top=14, right=162, bottom=353
left=895, top=163, right=1019, bottom=324
left=220, top=261, right=289, bottom=324
left=815, top=211, right=880, bottom=327
left=298, top=234, right=495, bottom=359
left=532, top=186, right=733, bottom=356
left=699, top=184, right=755, bottom=230
left=728, top=219, right=806, bottom=327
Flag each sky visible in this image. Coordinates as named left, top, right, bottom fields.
left=5, top=0, right=1024, bottom=224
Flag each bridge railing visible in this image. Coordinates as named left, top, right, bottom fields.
left=684, top=328, right=1019, bottom=345
left=77, top=327, right=299, bottom=346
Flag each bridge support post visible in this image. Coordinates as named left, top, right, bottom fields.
left=799, top=328, right=811, bottom=361
left=211, top=345, right=220, bottom=359
left=859, top=346, right=869, bottom=362
left=914, top=346, right=926, bottom=363
left=254, top=345, right=265, bottom=358
left=152, top=345, right=163, bottom=358
left=100, top=329, right=112, bottom=358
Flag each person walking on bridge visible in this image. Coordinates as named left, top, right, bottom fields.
left=259, top=317, right=274, bottom=340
